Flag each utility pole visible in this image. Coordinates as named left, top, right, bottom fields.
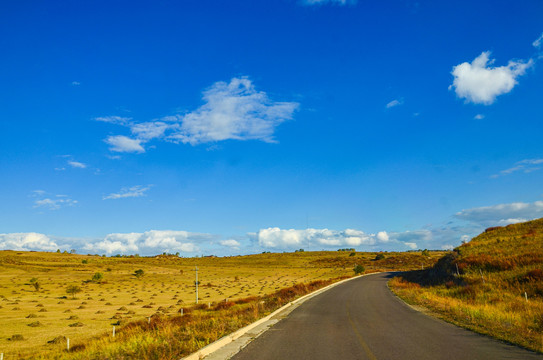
left=193, top=266, right=199, bottom=304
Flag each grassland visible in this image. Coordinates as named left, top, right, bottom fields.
left=390, top=218, right=543, bottom=353
left=0, top=249, right=445, bottom=359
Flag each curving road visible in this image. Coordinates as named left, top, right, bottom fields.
left=232, top=272, right=542, bottom=360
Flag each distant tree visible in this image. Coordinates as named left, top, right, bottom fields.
left=349, top=252, right=356, bottom=257
left=421, top=249, right=430, bottom=257
left=82, top=259, right=88, bottom=264
left=29, top=278, right=40, bottom=291
left=56, top=249, right=61, bottom=253
left=91, top=272, right=103, bottom=283
left=134, top=269, right=145, bottom=278
left=353, top=264, right=365, bottom=275
left=375, top=253, right=385, bottom=260
left=66, top=285, right=82, bottom=299
left=70, top=249, right=77, bottom=254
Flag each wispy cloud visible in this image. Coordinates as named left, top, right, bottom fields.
left=301, top=0, right=357, bottom=6
left=533, top=33, right=543, bottom=48
left=32, top=191, right=78, bottom=210
left=71, top=81, right=80, bottom=86
left=97, top=77, right=299, bottom=153
left=68, top=160, right=87, bottom=169
left=450, top=51, right=532, bottom=105
left=474, top=114, right=485, bottom=120
left=491, top=158, right=543, bottom=178
left=386, top=99, right=403, bottom=108
left=95, top=116, right=132, bottom=125
left=455, top=200, right=543, bottom=227
left=103, top=185, right=152, bottom=200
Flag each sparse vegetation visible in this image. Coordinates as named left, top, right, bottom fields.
left=353, top=264, right=365, bottom=275
left=66, top=285, right=82, bottom=299
left=134, top=269, right=145, bottom=278
left=0, top=249, right=444, bottom=358
left=390, top=218, right=543, bottom=354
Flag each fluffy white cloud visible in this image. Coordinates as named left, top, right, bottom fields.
left=169, top=77, right=299, bottom=145
left=256, top=227, right=389, bottom=249
left=220, top=239, right=241, bottom=248
left=404, top=242, right=417, bottom=250
left=491, top=158, right=543, bottom=178
left=97, top=77, right=298, bottom=153
left=103, top=185, right=151, bottom=200
left=68, top=160, right=87, bottom=169
left=105, top=135, right=145, bottom=153
left=455, top=201, right=543, bottom=227
left=441, top=244, right=454, bottom=250
left=386, top=99, right=403, bottom=108
left=0, top=233, right=59, bottom=251
left=473, top=114, right=485, bottom=120
left=450, top=51, right=532, bottom=105
left=84, top=230, right=209, bottom=255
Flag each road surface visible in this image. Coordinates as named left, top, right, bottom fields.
left=232, top=272, right=542, bottom=360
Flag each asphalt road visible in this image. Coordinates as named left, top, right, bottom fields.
left=232, top=272, right=542, bottom=360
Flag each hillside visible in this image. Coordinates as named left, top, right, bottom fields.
left=0, top=249, right=444, bottom=359
left=390, top=218, right=543, bottom=353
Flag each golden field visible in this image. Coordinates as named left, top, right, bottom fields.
left=0, top=249, right=444, bottom=359
left=390, top=218, right=543, bottom=353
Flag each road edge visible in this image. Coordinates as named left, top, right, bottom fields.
left=181, top=272, right=380, bottom=360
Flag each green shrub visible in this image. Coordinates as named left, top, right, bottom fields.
left=353, top=264, right=365, bottom=275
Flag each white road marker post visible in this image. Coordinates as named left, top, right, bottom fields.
left=67, top=338, right=70, bottom=351
left=525, top=292, right=528, bottom=302
left=1, top=352, right=3, bottom=360
left=181, top=308, right=183, bottom=316
left=480, top=269, right=485, bottom=284
left=113, top=326, right=115, bottom=337
left=148, top=316, right=151, bottom=324
left=456, top=263, right=460, bottom=276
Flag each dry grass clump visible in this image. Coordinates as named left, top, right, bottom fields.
left=390, top=218, right=543, bottom=354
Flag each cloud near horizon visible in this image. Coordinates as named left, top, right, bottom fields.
left=455, top=200, right=543, bottom=227
left=98, top=77, right=299, bottom=153
left=450, top=51, right=532, bottom=105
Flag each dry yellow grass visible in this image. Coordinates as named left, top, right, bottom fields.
left=0, top=249, right=445, bottom=359
left=389, top=218, right=543, bottom=354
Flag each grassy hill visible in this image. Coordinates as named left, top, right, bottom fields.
left=0, top=249, right=444, bottom=359
left=390, top=218, right=543, bottom=353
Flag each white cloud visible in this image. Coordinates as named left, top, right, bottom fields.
left=97, top=77, right=298, bottom=152
left=386, top=99, right=403, bottom=108
left=169, top=77, right=299, bottom=145
left=491, top=158, right=543, bottom=178
left=103, top=185, right=151, bottom=200
left=474, top=114, right=485, bottom=120
left=68, top=160, right=87, bottom=169
left=220, top=239, right=241, bottom=248
left=533, top=33, right=543, bottom=48
left=95, top=116, right=132, bottom=125
left=105, top=135, right=145, bottom=153
left=450, top=51, right=532, bottom=105
left=0, top=233, right=59, bottom=251
left=71, top=81, right=80, bottom=86
left=302, top=0, right=356, bottom=5
left=455, top=200, right=543, bottom=227
left=83, top=230, right=209, bottom=255
left=441, top=244, right=454, bottom=250
left=131, top=121, right=172, bottom=141
left=32, top=191, right=77, bottom=210
left=404, top=242, right=417, bottom=249
left=256, top=227, right=389, bottom=249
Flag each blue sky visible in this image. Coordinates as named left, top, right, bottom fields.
left=1, top=0, right=543, bottom=256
